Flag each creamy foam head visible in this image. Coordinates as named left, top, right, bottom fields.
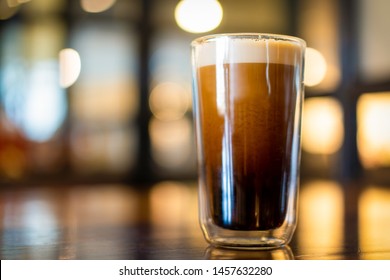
left=192, top=34, right=305, bottom=67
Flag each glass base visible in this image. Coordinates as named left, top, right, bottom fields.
left=201, top=221, right=296, bottom=249
left=204, top=244, right=294, bottom=259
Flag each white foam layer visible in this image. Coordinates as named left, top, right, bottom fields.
left=193, top=37, right=304, bottom=67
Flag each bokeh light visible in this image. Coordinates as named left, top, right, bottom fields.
left=59, top=48, right=81, bottom=88
left=149, top=117, right=192, bottom=170
left=22, top=62, right=67, bottom=142
left=175, top=0, right=223, bottom=33
left=357, top=92, right=390, bottom=168
left=304, top=47, right=328, bottom=87
left=149, top=82, right=190, bottom=121
left=80, top=0, right=116, bottom=13
left=69, top=125, right=138, bottom=174
left=150, top=181, right=197, bottom=229
left=2, top=61, right=67, bottom=143
left=302, top=97, right=344, bottom=154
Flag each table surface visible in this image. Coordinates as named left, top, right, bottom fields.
left=1, top=179, right=390, bottom=260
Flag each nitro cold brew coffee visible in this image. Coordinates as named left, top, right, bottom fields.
left=192, top=34, right=305, bottom=247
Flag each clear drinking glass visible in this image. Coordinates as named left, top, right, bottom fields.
left=191, top=33, right=306, bottom=248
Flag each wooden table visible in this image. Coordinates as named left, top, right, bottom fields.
left=1, top=179, right=390, bottom=260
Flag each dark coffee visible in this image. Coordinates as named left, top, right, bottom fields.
left=197, top=62, right=298, bottom=230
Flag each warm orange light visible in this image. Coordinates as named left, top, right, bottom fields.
left=0, top=145, right=26, bottom=178
left=298, top=180, right=344, bottom=257
left=150, top=181, right=197, bottom=229
left=72, top=81, right=139, bottom=123
left=357, top=92, right=390, bottom=168
left=149, top=117, right=192, bottom=169
left=59, top=48, right=81, bottom=88
left=149, top=82, right=190, bottom=121
left=302, top=97, right=344, bottom=154
left=175, top=0, right=223, bottom=33
left=304, top=47, right=328, bottom=87
left=81, top=0, right=116, bottom=13
left=359, top=186, right=390, bottom=259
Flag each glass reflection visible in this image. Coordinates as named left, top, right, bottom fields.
left=297, top=180, right=344, bottom=257
left=359, top=186, right=390, bottom=259
left=205, top=246, right=294, bottom=260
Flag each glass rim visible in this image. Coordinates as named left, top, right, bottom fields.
left=191, top=33, right=306, bottom=48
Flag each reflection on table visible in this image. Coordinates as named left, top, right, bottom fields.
left=1, top=179, right=390, bottom=260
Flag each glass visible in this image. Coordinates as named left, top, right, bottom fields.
left=191, top=33, right=306, bottom=248
left=205, top=245, right=294, bottom=259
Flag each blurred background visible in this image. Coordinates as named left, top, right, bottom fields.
left=1, top=0, right=390, bottom=260
left=0, top=0, right=389, bottom=186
